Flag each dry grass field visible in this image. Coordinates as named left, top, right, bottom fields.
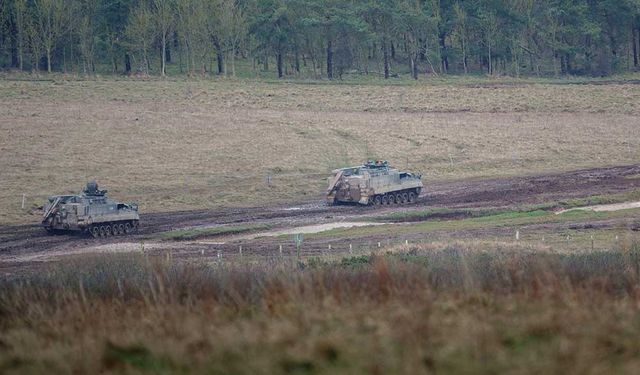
left=1, top=77, right=639, bottom=224
left=2, top=244, right=640, bottom=375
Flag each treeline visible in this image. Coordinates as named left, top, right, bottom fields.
left=1, top=0, right=640, bottom=78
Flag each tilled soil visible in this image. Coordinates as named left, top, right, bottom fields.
left=1, top=164, right=639, bottom=275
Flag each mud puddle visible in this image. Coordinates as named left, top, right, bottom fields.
left=557, top=201, right=640, bottom=215
left=198, top=221, right=386, bottom=244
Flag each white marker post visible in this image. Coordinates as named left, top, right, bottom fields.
left=21, top=194, right=26, bottom=209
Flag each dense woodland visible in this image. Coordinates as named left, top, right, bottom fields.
left=1, top=0, right=640, bottom=78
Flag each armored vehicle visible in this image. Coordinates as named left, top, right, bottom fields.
left=42, top=181, right=139, bottom=237
left=327, top=160, right=423, bottom=206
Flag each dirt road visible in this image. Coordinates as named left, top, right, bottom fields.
left=1, top=164, right=639, bottom=275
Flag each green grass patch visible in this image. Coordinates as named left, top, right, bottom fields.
left=369, top=191, right=640, bottom=225
left=314, top=206, right=640, bottom=239
left=156, top=223, right=270, bottom=241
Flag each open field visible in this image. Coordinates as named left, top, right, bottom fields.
left=2, top=75, right=640, bottom=374
left=1, top=77, right=640, bottom=224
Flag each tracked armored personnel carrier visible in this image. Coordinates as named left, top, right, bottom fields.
left=42, top=181, right=139, bottom=237
left=327, top=160, right=423, bottom=206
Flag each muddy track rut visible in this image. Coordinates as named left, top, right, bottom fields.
left=1, top=164, right=639, bottom=266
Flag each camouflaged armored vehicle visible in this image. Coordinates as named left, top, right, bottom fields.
left=42, top=181, right=139, bottom=237
left=327, top=160, right=423, bottom=206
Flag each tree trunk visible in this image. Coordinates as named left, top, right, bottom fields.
left=633, top=26, right=638, bottom=68
left=46, top=47, right=52, bottom=73
left=125, top=53, right=131, bottom=74
left=214, top=40, right=224, bottom=75
left=161, top=32, right=166, bottom=76
left=512, top=42, right=519, bottom=77
left=9, top=19, right=18, bottom=68
left=438, top=31, right=448, bottom=73
left=309, top=49, right=317, bottom=77
left=277, top=50, right=283, bottom=78
left=231, top=46, right=236, bottom=77
left=383, top=40, right=390, bottom=79
left=461, top=37, right=467, bottom=74
left=326, top=39, right=333, bottom=79
left=410, top=54, right=418, bottom=80
left=18, top=37, right=24, bottom=71
left=488, top=40, right=492, bottom=75
left=111, top=54, right=116, bottom=73
left=263, top=50, right=268, bottom=71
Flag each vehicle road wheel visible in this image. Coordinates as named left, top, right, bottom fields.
left=124, top=222, right=131, bottom=234
left=396, top=193, right=404, bottom=204
left=402, top=192, right=409, bottom=204
left=408, top=191, right=416, bottom=203
left=118, top=223, right=125, bottom=235
left=112, top=223, right=120, bottom=235
left=104, top=225, right=111, bottom=236
left=374, top=196, right=382, bottom=206
left=99, top=225, right=106, bottom=237
left=90, top=226, right=100, bottom=238
left=387, top=194, right=395, bottom=205
left=382, top=195, right=388, bottom=205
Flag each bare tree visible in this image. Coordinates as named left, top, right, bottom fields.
left=453, top=2, right=468, bottom=74
left=216, top=0, right=247, bottom=77
left=32, top=0, right=70, bottom=73
left=126, top=2, right=154, bottom=74
left=13, top=0, right=28, bottom=70
left=479, top=9, right=498, bottom=75
left=151, top=0, right=175, bottom=76
left=176, top=0, right=208, bottom=74
left=77, top=0, right=99, bottom=74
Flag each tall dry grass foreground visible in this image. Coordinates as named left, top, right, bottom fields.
left=2, top=243, right=640, bottom=374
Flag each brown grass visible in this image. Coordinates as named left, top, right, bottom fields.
left=2, top=242, right=640, bottom=374
left=1, top=78, right=639, bottom=224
